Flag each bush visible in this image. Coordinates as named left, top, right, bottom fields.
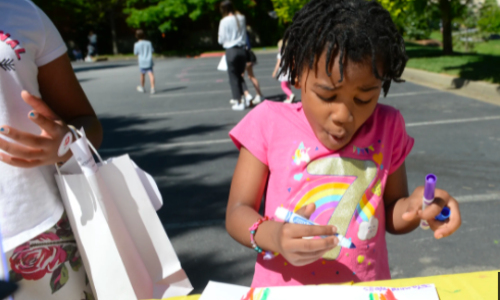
left=478, top=0, right=500, bottom=35
left=404, top=12, right=433, bottom=40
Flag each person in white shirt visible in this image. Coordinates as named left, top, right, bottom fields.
left=218, top=0, right=249, bottom=111
left=0, top=1, right=102, bottom=299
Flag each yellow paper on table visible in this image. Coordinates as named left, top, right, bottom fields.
left=354, top=270, right=498, bottom=300
left=160, top=270, right=499, bottom=300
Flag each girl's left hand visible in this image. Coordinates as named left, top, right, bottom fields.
left=0, top=91, right=71, bottom=168
left=402, top=186, right=462, bottom=239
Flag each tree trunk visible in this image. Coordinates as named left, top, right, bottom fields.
left=109, top=9, right=119, bottom=55
left=439, top=0, right=453, bottom=55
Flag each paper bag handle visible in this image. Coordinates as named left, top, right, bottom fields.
left=55, top=125, right=104, bottom=176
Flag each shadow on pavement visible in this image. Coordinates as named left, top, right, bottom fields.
left=97, top=114, right=237, bottom=226
left=173, top=240, right=256, bottom=293
left=156, top=86, right=187, bottom=94
left=73, top=62, right=136, bottom=73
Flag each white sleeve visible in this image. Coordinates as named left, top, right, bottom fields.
left=218, top=19, right=225, bottom=45
left=134, top=43, right=138, bottom=55
left=32, top=4, right=68, bottom=67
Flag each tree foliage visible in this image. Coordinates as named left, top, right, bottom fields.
left=33, top=0, right=119, bottom=28
left=269, top=0, right=309, bottom=23
left=478, top=0, right=500, bottom=34
left=124, top=0, right=256, bottom=32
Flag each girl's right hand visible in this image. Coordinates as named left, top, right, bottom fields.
left=273, top=204, right=338, bottom=266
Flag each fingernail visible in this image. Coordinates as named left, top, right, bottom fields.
left=0, top=127, right=9, bottom=134
left=332, top=226, right=337, bottom=233
left=29, top=112, right=36, bottom=118
left=436, top=234, right=443, bottom=239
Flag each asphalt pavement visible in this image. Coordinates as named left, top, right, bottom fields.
left=73, top=53, right=500, bottom=293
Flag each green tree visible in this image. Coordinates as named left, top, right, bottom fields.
left=394, top=0, right=472, bottom=55
left=34, top=0, right=122, bottom=54
left=269, top=0, right=308, bottom=23
left=478, top=0, right=500, bottom=35
left=124, top=0, right=255, bottom=32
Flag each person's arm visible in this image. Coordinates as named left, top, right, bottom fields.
left=38, top=54, right=102, bottom=148
left=226, top=147, right=338, bottom=267
left=0, top=54, right=102, bottom=167
left=218, top=19, right=225, bottom=45
left=134, top=43, right=139, bottom=56
left=384, top=163, right=461, bottom=239
left=272, top=57, right=280, bottom=78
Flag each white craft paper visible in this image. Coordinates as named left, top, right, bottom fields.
left=199, top=281, right=440, bottom=300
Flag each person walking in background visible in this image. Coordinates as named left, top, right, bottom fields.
left=218, top=0, right=249, bottom=111
left=0, top=0, right=102, bottom=299
left=85, top=30, right=98, bottom=62
left=241, top=29, right=263, bottom=106
left=134, top=29, right=156, bottom=94
left=272, top=39, right=295, bottom=103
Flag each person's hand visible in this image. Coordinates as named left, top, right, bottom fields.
left=272, top=203, right=338, bottom=266
left=402, top=186, right=461, bottom=239
left=0, top=91, right=72, bottom=168
left=272, top=71, right=277, bottom=78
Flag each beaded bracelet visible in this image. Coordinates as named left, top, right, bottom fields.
left=249, top=217, right=278, bottom=260
left=249, top=216, right=269, bottom=254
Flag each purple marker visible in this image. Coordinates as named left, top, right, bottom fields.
left=421, top=174, right=437, bottom=230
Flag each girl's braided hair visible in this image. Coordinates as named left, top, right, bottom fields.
left=280, top=0, right=408, bottom=96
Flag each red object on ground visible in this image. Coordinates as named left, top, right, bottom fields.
left=198, top=52, right=225, bottom=58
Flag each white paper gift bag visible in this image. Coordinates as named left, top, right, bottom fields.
left=55, top=130, right=192, bottom=299
left=217, top=55, right=227, bottom=71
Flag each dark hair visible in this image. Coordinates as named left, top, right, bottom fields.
left=136, top=29, right=145, bottom=40
left=280, top=0, right=408, bottom=96
left=220, top=0, right=235, bottom=17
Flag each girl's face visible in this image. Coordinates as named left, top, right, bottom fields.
left=297, top=51, right=383, bottom=151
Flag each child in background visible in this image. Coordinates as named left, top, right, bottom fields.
left=272, top=39, right=295, bottom=103
left=134, top=29, right=156, bottom=94
left=226, top=0, right=461, bottom=287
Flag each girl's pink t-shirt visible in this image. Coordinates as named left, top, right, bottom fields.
left=229, top=101, right=414, bottom=287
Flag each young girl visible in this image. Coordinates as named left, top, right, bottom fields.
left=272, top=39, right=295, bottom=103
left=226, top=0, right=461, bottom=287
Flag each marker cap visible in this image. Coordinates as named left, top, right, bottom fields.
left=435, top=206, right=450, bottom=222
left=424, top=174, right=437, bottom=200
left=275, top=207, right=289, bottom=221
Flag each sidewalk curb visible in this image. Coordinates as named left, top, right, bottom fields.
left=402, top=68, right=500, bottom=106
left=197, top=48, right=279, bottom=58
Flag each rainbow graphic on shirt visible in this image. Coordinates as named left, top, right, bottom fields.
left=355, top=193, right=376, bottom=223
left=289, top=176, right=378, bottom=225
left=368, top=288, right=398, bottom=300
left=289, top=177, right=354, bottom=225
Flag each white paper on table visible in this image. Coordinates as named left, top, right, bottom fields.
left=199, top=281, right=440, bottom=300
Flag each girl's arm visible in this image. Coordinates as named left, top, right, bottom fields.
left=384, top=163, right=461, bottom=239
left=38, top=53, right=102, bottom=149
left=0, top=54, right=102, bottom=167
left=272, top=58, right=280, bottom=78
left=226, top=147, right=338, bottom=266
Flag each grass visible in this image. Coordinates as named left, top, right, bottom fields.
left=405, top=37, right=500, bottom=84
